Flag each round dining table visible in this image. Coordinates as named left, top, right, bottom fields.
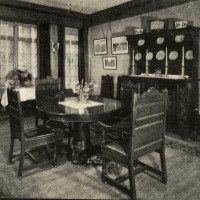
left=36, top=96, right=121, bottom=164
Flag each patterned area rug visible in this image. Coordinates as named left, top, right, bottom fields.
left=0, top=177, right=12, bottom=198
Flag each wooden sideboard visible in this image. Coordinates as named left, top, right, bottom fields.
left=117, top=75, right=198, bottom=139
left=121, top=27, right=200, bottom=139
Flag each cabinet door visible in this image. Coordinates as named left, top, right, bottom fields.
left=147, top=31, right=167, bottom=74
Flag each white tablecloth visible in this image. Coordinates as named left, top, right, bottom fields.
left=58, top=100, right=104, bottom=109
left=1, top=86, right=35, bottom=107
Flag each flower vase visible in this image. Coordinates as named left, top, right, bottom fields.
left=78, top=91, right=88, bottom=103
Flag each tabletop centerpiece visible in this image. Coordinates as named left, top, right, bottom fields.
left=5, top=69, right=32, bottom=87
left=73, top=79, right=97, bottom=103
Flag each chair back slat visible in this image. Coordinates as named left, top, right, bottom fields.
left=35, top=77, right=61, bottom=104
left=130, top=87, right=168, bottom=156
left=135, top=112, right=164, bottom=128
left=136, top=101, right=164, bottom=118
left=100, top=75, right=114, bottom=99
left=134, top=120, right=164, bottom=149
left=7, top=88, right=24, bottom=141
left=120, top=80, right=141, bottom=118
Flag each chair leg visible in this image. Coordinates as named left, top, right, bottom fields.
left=52, top=143, right=57, bottom=167
left=101, top=157, right=107, bottom=183
left=160, top=148, right=168, bottom=183
left=67, top=124, right=73, bottom=159
left=18, top=146, right=25, bottom=179
left=35, top=113, right=38, bottom=127
left=128, top=162, right=137, bottom=200
left=8, top=137, right=15, bottom=164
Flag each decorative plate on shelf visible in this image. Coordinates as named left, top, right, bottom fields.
left=175, top=21, right=187, bottom=29
left=135, top=53, right=142, bottom=61
left=175, top=35, right=185, bottom=43
left=185, top=50, right=194, bottom=60
left=150, top=20, right=165, bottom=31
left=156, top=50, right=165, bottom=60
left=146, top=52, right=153, bottom=60
left=134, top=28, right=144, bottom=35
left=138, top=39, right=145, bottom=46
left=156, top=37, right=164, bottom=44
left=169, top=51, right=178, bottom=60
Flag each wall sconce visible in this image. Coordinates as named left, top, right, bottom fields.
left=51, top=42, right=60, bottom=53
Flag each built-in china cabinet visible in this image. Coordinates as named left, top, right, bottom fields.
left=117, top=27, right=200, bottom=139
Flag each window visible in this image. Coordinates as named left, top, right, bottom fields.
left=64, top=28, right=79, bottom=89
left=18, top=24, right=37, bottom=77
left=0, top=20, right=37, bottom=96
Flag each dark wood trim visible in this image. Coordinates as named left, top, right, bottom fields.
left=82, top=27, right=89, bottom=82
left=39, top=23, right=51, bottom=79
left=78, top=28, right=86, bottom=82
left=88, top=0, right=198, bottom=27
left=0, top=0, right=197, bottom=28
left=58, top=25, right=65, bottom=90
left=0, top=0, right=87, bottom=28
left=0, top=0, right=88, bottom=20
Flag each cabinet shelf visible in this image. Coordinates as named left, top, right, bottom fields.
left=130, top=74, right=189, bottom=80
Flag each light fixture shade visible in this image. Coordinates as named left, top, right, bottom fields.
left=51, top=42, right=60, bottom=53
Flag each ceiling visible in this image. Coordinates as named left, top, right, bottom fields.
left=18, top=0, right=132, bottom=14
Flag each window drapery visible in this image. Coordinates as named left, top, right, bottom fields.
left=65, top=27, right=79, bottom=89
left=0, top=21, right=14, bottom=97
left=0, top=20, right=37, bottom=97
left=18, top=24, right=37, bottom=77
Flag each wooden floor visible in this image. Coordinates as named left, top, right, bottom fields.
left=0, top=115, right=200, bottom=199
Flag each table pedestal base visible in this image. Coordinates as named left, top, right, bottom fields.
left=71, top=122, right=91, bottom=164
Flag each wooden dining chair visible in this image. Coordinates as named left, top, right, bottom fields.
left=35, top=76, right=64, bottom=126
left=98, top=87, right=168, bottom=200
left=7, top=87, right=58, bottom=179
left=115, top=79, right=141, bottom=121
left=91, top=79, right=141, bottom=140
left=35, top=77, right=72, bottom=156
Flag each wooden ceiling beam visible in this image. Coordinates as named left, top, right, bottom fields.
left=87, top=0, right=198, bottom=27
left=0, top=0, right=88, bottom=21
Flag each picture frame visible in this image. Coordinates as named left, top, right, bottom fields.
left=103, top=56, right=117, bottom=70
left=111, top=36, right=128, bottom=54
left=93, top=38, right=107, bottom=55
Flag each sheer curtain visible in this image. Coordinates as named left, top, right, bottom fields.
left=0, top=20, right=37, bottom=98
left=18, top=24, right=37, bottom=79
left=65, top=28, right=79, bottom=89
left=0, top=21, right=14, bottom=97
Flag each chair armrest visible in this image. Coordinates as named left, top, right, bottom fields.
left=97, top=121, right=131, bottom=145
left=114, top=115, right=129, bottom=122
left=55, top=90, right=65, bottom=101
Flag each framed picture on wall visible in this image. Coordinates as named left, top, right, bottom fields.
left=93, top=38, right=107, bottom=55
left=103, top=56, right=117, bottom=70
left=111, top=36, right=128, bottom=54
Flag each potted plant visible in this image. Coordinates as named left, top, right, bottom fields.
left=5, top=69, right=32, bottom=87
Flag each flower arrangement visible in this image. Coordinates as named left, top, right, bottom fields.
left=73, top=79, right=98, bottom=102
left=5, top=69, right=32, bottom=87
